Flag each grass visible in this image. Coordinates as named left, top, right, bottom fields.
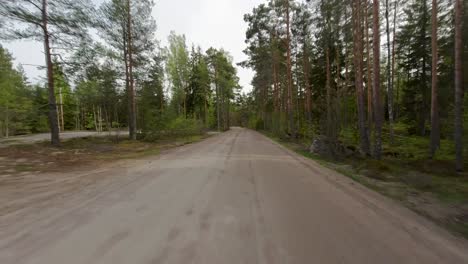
left=0, top=133, right=209, bottom=176
left=261, top=129, right=468, bottom=239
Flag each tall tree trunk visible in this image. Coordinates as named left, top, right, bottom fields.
left=59, top=86, right=64, bottom=132
left=42, top=0, right=60, bottom=146
left=303, top=43, right=312, bottom=125
left=326, top=48, right=332, bottom=138
left=105, top=106, right=110, bottom=132
left=365, top=2, right=373, bottom=130
left=127, top=0, right=137, bottom=140
left=335, top=48, right=342, bottom=132
left=454, top=0, right=464, bottom=172
left=420, top=0, right=429, bottom=137
left=430, top=0, right=440, bottom=158
left=344, top=47, right=350, bottom=129
left=354, top=0, right=371, bottom=155
left=227, top=98, right=230, bottom=130
left=122, top=21, right=130, bottom=132
left=93, top=105, right=98, bottom=132
left=285, top=0, right=296, bottom=138
left=5, top=106, right=9, bottom=138
left=391, top=0, right=398, bottom=122
left=373, top=0, right=383, bottom=159
left=386, top=0, right=395, bottom=143
left=204, top=92, right=207, bottom=126
left=215, top=66, right=220, bottom=131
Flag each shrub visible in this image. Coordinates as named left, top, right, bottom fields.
left=166, top=117, right=204, bottom=137
left=142, top=117, right=204, bottom=141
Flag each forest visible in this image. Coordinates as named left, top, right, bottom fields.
left=239, top=0, right=467, bottom=172
left=0, top=0, right=240, bottom=145
left=2, top=0, right=468, bottom=255
left=0, top=0, right=467, bottom=171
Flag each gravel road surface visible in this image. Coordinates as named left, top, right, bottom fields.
left=1, top=128, right=467, bottom=263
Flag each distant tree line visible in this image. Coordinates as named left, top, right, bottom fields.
left=0, top=0, right=240, bottom=144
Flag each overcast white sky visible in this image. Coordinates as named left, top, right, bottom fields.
left=2, top=0, right=264, bottom=93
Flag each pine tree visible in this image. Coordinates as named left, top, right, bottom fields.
left=98, top=0, right=156, bottom=140
left=454, top=0, right=464, bottom=171
left=0, top=0, right=92, bottom=146
left=373, top=0, right=383, bottom=159
left=353, top=0, right=371, bottom=155
left=430, top=0, right=440, bottom=158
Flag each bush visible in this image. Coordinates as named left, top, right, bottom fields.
left=166, top=117, right=204, bottom=137
left=142, top=117, right=204, bottom=141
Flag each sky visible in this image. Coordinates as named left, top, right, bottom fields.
left=2, top=0, right=265, bottom=93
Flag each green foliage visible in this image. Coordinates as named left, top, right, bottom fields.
left=0, top=0, right=93, bottom=43
left=139, top=54, right=166, bottom=132
left=165, top=32, right=191, bottom=116
left=0, top=46, right=33, bottom=136
left=142, top=117, right=203, bottom=141
left=167, top=117, right=203, bottom=136
left=187, top=47, right=211, bottom=123
left=28, top=86, right=49, bottom=133
left=241, top=0, right=465, bottom=170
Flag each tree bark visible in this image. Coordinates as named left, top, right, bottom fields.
left=93, top=105, right=97, bottom=132
left=454, top=0, right=464, bottom=172
left=285, top=0, right=296, bottom=138
left=5, top=106, right=9, bottom=138
left=373, top=0, right=383, bottom=159
left=58, top=85, right=64, bottom=132
left=353, top=0, right=371, bottom=155
left=391, top=0, right=398, bottom=121
left=430, top=0, right=440, bottom=158
left=127, top=0, right=137, bottom=140
left=365, top=2, right=373, bottom=130
left=336, top=47, right=342, bottom=131
left=303, top=46, right=312, bottom=124
left=42, top=0, right=60, bottom=146
left=419, top=0, right=430, bottom=137
left=215, top=65, right=220, bottom=131
left=326, top=48, right=332, bottom=138
left=386, top=0, right=395, bottom=143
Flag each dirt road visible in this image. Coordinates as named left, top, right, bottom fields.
left=1, top=128, right=467, bottom=264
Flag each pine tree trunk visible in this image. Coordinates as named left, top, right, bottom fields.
left=373, top=0, right=383, bottom=159
left=227, top=99, right=230, bottom=130
left=99, top=106, right=103, bottom=132
left=5, top=106, right=9, bottom=138
left=454, top=0, right=464, bottom=172
left=335, top=48, right=342, bottom=132
left=365, top=2, right=373, bottom=130
left=344, top=48, right=350, bottom=129
left=127, top=0, right=137, bottom=140
left=105, top=106, right=110, bottom=132
left=93, top=105, right=98, bottom=132
left=303, top=46, right=312, bottom=124
left=215, top=66, right=220, bottom=131
left=420, top=0, right=429, bottom=137
left=42, top=0, right=60, bottom=146
left=430, top=0, right=440, bottom=158
left=354, top=0, right=371, bottom=155
left=386, top=0, right=395, bottom=143
left=326, top=48, right=332, bottom=138
left=59, top=86, right=64, bottom=132
left=285, top=0, right=296, bottom=138
left=391, top=0, right=398, bottom=122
